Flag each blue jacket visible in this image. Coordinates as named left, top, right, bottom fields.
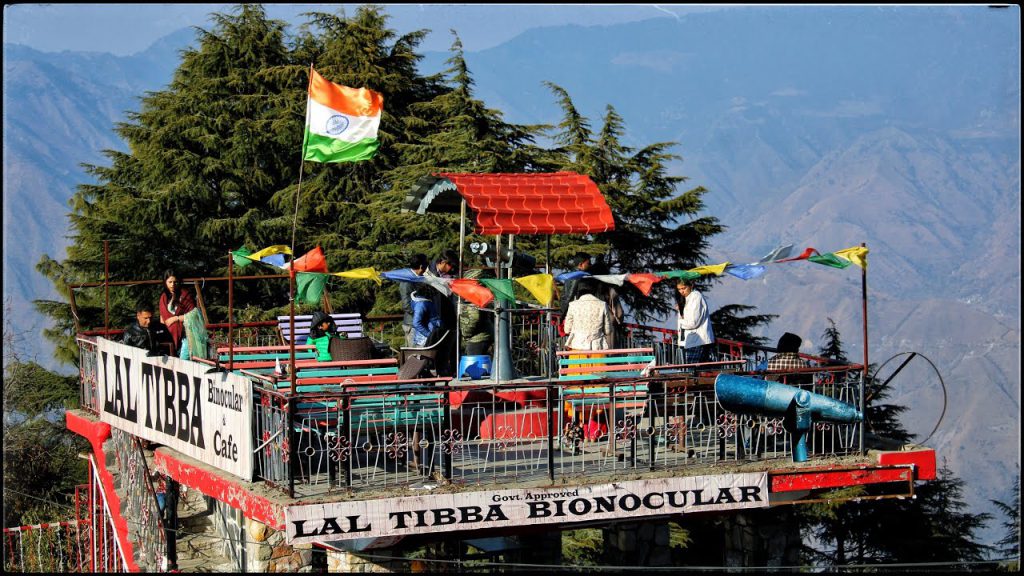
left=411, top=291, right=441, bottom=346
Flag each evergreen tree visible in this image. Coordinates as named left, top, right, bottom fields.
left=36, top=4, right=300, bottom=361
left=799, top=319, right=988, bottom=567
left=3, top=316, right=88, bottom=526
left=817, top=317, right=849, bottom=364
left=541, top=83, right=724, bottom=322
left=709, top=304, right=777, bottom=347
left=991, top=469, right=1020, bottom=563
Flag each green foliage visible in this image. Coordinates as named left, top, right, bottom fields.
left=537, top=83, right=724, bottom=323
left=817, top=317, right=849, bottom=364
left=991, top=469, right=1020, bottom=561
left=35, top=4, right=722, bottom=373
left=562, top=528, right=604, bottom=566
left=710, top=304, right=777, bottom=347
left=3, top=319, right=89, bottom=527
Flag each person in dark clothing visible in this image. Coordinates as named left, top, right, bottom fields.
left=399, top=253, right=429, bottom=347
left=424, top=249, right=460, bottom=376
left=122, top=302, right=171, bottom=355
left=306, top=310, right=340, bottom=361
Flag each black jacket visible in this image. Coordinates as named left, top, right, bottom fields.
left=122, top=321, right=171, bottom=355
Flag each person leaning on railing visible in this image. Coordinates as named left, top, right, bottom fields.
left=766, top=332, right=811, bottom=383
left=122, top=301, right=172, bottom=356
left=159, top=269, right=196, bottom=356
left=674, top=279, right=715, bottom=363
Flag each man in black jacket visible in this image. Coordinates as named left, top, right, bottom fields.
left=122, top=302, right=171, bottom=355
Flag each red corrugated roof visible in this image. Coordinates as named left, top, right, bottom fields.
left=435, top=172, right=615, bottom=235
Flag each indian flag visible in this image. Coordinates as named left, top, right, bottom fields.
left=302, top=67, right=383, bottom=163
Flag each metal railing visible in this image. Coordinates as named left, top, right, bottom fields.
left=76, top=324, right=864, bottom=498
left=108, top=429, right=168, bottom=571
left=244, top=366, right=862, bottom=494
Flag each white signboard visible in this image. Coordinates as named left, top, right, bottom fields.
left=96, top=338, right=253, bottom=481
left=285, top=473, right=768, bottom=543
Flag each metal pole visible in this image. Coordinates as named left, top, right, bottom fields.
left=228, top=252, right=234, bottom=372
left=103, top=240, right=109, bottom=334
left=860, top=241, right=868, bottom=455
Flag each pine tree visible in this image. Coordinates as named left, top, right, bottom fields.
left=541, top=83, right=724, bottom=322
left=817, top=317, right=849, bottom=364
left=3, top=315, right=88, bottom=526
left=36, top=4, right=300, bottom=361
left=991, top=469, right=1020, bottom=563
left=709, top=304, right=777, bottom=347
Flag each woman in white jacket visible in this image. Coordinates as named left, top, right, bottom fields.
left=563, top=280, right=614, bottom=351
left=675, top=280, right=715, bottom=364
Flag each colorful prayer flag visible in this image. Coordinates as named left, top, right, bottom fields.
left=479, top=278, right=516, bottom=302
left=724, top=264, right=766, bottom=280
left=381, top=269, right=426, bottom=283
left=302, top=68, right=383, bottom=163
left=296, top=272, right=328, bottom=305
left=757, top=244, right=794, bottom=264
left=776, top=248, right=818, bottom=263
left=332, top=267, right=382, bottom=285
left=450, top=279, right=495, bottom=308
left=807, top=253, right=852, bottom=269
left=515, top=274, right=554, bottom=306
left=689, top=262, right=730, bottom=276
left=287, top=246, right=328, bottom=273
left=626, top=273, right=662, bottom=296
left=834, top=246, right=869, bottom=269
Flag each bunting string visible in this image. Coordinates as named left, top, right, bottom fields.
left=233, top=243, right=868, bottom=308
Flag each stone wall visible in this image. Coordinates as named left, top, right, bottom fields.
left=602, top=521, right=672, bottom=566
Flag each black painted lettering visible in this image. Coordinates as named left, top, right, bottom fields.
left=122, top=357, right=137, bottom=423
left=346, top=516, right=371, bottom=533
left=113, top=357, right=126, bottom=419
left=483, top=505, right=508, bottom=522
left=527, top=501, right=551, bottom=518
left=101, top=351, right=114, bottom=414
left=177, top=372, right=191, bottom=442
left=739, top=486, right=762, bottom=502
left=692, top=489, right=712, bottom=505
left=459, top=507, right=483, bottom=523
left=432, top=508, right=457, bottom=526
left=643, top=493, right=664, bottom=510
left=414, top=510, right=429, bottom=527
left=715, top=488, right=737, bottom=504
left=390, top=511, right=413, bottom=529
left=190, top=376, right=204, bottom=449
left=142, top=364, right=155, bottom=429
left=163, top=368, right=176, bottom=436
left=594, top=496, right=615, bottom=513
left=319, top=517, right=344, bottom=536
left=620, top=494, right=641, bottom=512
left=292, top=520, right=317, bottom=538
left=666, top=490, right=689, bottom=508
left=568, top=498, right=591, bottom=515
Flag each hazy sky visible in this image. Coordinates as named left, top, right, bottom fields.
left=3, top=4, right=729, bottom=55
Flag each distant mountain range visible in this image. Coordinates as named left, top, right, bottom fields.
left=2, top=6, right=1018, bottom=547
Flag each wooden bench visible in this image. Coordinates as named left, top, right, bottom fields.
left=277, top=313, right=363, bottom=344
left=556, top=348, right=656, bottom=446
left=557, top=347, right=656, bottom=381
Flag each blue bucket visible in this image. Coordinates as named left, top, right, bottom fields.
left=458, top=355, right=492, bottom=379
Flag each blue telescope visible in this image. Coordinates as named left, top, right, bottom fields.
left=714, top=374, right=863, bottom=462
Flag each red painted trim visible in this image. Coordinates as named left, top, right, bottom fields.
left=770, top=466, right=912, bottom=492
left=876, top=448, right=937, bottom=481
left=65, top=411, right=141, bottom=572
left=152, top=450, right=286, bottom=530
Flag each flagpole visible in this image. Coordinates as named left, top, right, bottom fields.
left=860, top=241, right=868, bottom=455
left=228, top=251, right=234, bottom=372
left=288, top=64, right=315, bottom=394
